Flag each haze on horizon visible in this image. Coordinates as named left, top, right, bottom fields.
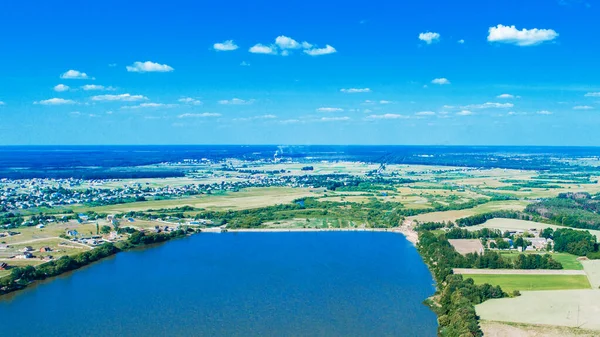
left=0, top=0, right=598, bottom=146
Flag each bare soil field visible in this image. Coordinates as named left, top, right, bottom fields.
left=469, top=218, right=600, bottom=239
left=476, top=290, right=600, bottom=331
left=581, top=259, right=600, bottom=289
left=448, top=239, right=484, bottom=255
left=481, top=320, right=600, bottom=337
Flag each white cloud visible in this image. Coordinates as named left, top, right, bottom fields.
left=497, top=94, right=515, bottom=99
left=279, top=119, right=300, bottom=124
left=178, top=97, right=202, bottom=105
left=431, top=78, right=450, bottom=85
left=0, top=101, right=5, bottom=106
left=419, top=32, right=441, bottom=44
left=70, top=111, right=81, bottom=115
left=126, top=61, right=174, bottom=73
left=275, top=36, right=302, bottom=49
left=240, top=61, right=250, bottom=66
left=54, top=84, right=70, bottom=92
left=367, top=113, right=408, bottom=120
left=456, top=110, right=473, bottom=116
left=249, top=44, right=276, bottom=55
left=108, top=63, right=117, bottom=67
left=91, top=94, right=148, bottom=101
left=304, top=45, right=337, bottom=56
left=178, top=113, right=221, bottom=118
left=218, top=98, right=254, bottom=105
left=584, top=92, right=600, bottom=97
left=82, top=84, right=116, bottom=91
left=213, top=40, right=239, bottom=51
left=321, top=116, right=350, bottom=121
left=122, top=103, right=176, bottom=109
left=574, top=105, right=594, bottom=110
left=458, top=39, right=465, bottom=44
left=340, top=88, right=371, bottom=93
left=379, top=100, right=392, bottom=104
left=234, top=114, right=277, bottom=121
left=60, top=70, right=93, bottom=80
left=487, top=24, right=559, bottom=46
left=363, top=109, right=373, bottom=113
left=415, top=111, right=436, bottom=116
left=537, top=110, right=553, bottom=115
left=317, top=107, right=344, bottom=112
left=34, top=98, right=76, bottom=105
left=464, top=102, right=514, bottom=109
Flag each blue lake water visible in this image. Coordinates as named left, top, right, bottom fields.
left=0, top=232, right=437, bottom=336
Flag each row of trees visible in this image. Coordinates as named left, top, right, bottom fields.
left=418, top=231, right=507, bottom=336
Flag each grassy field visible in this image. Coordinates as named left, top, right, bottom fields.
left=499, top=251, right=584, bottom=270
left=481, top=320, right=600, bottom=337
left=467, top=274, right=591, bottom=292
left=477, top=290, right=600, bottom=331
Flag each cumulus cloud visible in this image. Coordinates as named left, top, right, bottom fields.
left=126, top=61, right=174, bottom=73
left=537, top=110, right=553, bottom=115
left=574, top=105, right=594, bottom=110
left=321, top=116, right=350, bottom=121
left=415, top=111, right=436, bottom=116
left=419, top=32, right=440, bottom=44
left=584, top=92, right=600, bottom=97
left=82, top=84, right=116, bottom=91
left=456, top=110, right=473, bottom=116
left=379, top=100, right=392, bottom=104
left=122, top=103, right=176, bottom=109
left=367, top=113, right=408, bottom=119
left=458, top=39, right=465, bottom=44
left=60, top=70, right=93, bottom=80
left=213, top=40, right=239, bottom=51
left=240, top=61, right=250, bottom=66
left=0, top=101, right=5, bottom=106
left=340, top=88, right=371, bottom=93
left=178, top=113, right=221, bottom=118
left=487, top=24, right=559, bottom=46
left=34, top=98, right=76, bottom=105
left=304, top=45, right=337, bottom=56
left=54, top=84, right=70, bottom=92
left=218, top=98, right=254, bottom=105
left=91, top=94, right=148, bottom=101
left=178, top=97, right=202, bottom=105
left=464, top=102, right=514, bottom=109
left=431, top=78, right=450, bottom=85
left=275, top=36, right=302, bottom=49
left=317, top=107, right=344, bottom=112
left=249, top=44, right=277, bottom=55
left=497, top=94, right=515, bottom=99
left=234, top=114, right=277, bottom=121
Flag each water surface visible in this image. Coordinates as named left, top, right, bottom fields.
left=0, top=232, right=437, bottom=336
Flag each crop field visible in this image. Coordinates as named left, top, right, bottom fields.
left=75, top=187, right=323, bottom=213
left=476, top=290, right=600, bottom=331
left=480, top=320, right=600, bottom=337
left=466, top=274, right=591, bottom=292
left=407, top=200, right=528, bottom=223
left=468, top=218, right=600, bottom=239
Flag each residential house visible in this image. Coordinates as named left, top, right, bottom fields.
left=20, top=246, right=33, bottom=252
left=0, top=262, right=8, bottom=270
left=40, top=246, right=52, bottom=253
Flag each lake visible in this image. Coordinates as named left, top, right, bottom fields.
left=0, top=232, right=437, bottom=336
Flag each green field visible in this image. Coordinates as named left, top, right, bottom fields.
left=466, top=274, right=591, bottom=292
left=499, top=252, right=583, bottom=270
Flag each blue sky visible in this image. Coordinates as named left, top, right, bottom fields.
left=1, top=0, right=599, bottom=145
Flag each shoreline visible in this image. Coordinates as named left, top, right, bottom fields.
left=225, top=227, right=419, bottom=245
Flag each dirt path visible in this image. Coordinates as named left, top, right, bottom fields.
left=454, top=268, right=587, bottom=275
left=9, top=236, right=93, bottom=249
